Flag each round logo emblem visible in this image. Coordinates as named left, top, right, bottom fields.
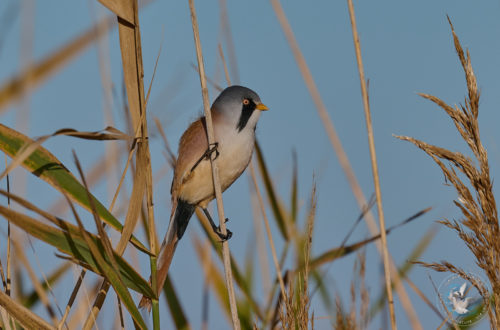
left=436, top=273, right=487, bottom=326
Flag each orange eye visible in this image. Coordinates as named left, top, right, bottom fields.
left=243, top=99, right=250, bottom=105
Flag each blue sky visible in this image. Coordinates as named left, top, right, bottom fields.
left=1, top=0, right=500, bottom=328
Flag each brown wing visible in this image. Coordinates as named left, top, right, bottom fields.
left=170, top=118, right=208, bottom=205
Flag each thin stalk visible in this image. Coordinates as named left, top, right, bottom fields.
left=188, top=0, right=240, bottom=328
left=218, top=40, right=274, bottom=301
left=5, top=156, right=11, bottom=298
left=0, top=164, right=12, bottom=330
left=218, top=44, right=231, bottom=87
left=270, top=1, right=421, bottom=327
left=249, top=163, right=287, bottom=303
left=12, top=239, right=59, bottom=326
left=150, top=255, right=160, bottom=329
left=136, top=6, right=160, bottom=327
left=116, top=295, right=125, bottom=329
left=58, top=270, right=86, bottom=330
left=248, top=174, right=272, bottom=300
left=345, top=0, right=395, bottom=328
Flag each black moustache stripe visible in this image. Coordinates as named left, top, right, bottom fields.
left=236, top=101, right=256, bottom=132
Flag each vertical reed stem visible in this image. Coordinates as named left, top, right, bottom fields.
left=346, top=0, right=396, bottom=328
left=188, top=0, right=240, bottom=328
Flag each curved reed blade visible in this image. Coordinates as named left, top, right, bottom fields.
left=0, top=290, right=53, bottom=330
left=0, top=15, right=116, bottom=112
left=163, top=276, right=191, bottom=330
left=0, top=206, right=154, bottom=298
left=192, top=235, right=253, bottom=329
left=254, top=142, right=290, bottom=240
left=369, top=225, right=438, bottom=319
left=21, top=262, right=71, bottom=309
left=308, top=207, right=431, bottom=270
left=64, top=196, right=147, bottom=330
left=0, top=123, right=148, bottom=253
left=194, top=209, right=265, bottom=321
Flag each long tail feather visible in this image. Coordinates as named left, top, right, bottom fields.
left=138, top=199, right=195, bottom=310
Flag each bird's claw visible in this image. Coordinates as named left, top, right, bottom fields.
left=204, top=142, right=219, bottom=161
left=215, top=227, right=232, bottom=241
left=190, top=142, right=220, bottom=173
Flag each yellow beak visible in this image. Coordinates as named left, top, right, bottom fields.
left=256, top=103, right=269, bottom=111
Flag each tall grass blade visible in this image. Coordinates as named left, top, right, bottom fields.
left=21, top=261, right=71, bottom=309
left=192, top=236, right=231, bottom=324
left=254, top=142, right=289, bottom=240
left=64, top=197, right=147, bottom=330
left=0, top=206, right=154, bottom=297
left=308, top=207, right=430, bottom=270
left=195, top=209, right=265, bottom=321
left=369, top=225, right=438, bottom=319
left=0, top=15, right=116, bottom=111
left=290, top=150, right=298, bottom=224
left=0, top=289, right=53, bottom=330
left=163, top=276, right=191, bottom=330
left=0, top=123, right=148, bottom=252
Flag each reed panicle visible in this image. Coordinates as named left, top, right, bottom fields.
left=397, top=17, right=500, bottom=328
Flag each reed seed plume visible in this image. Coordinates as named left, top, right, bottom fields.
left=333, top=252, right=370, bottom=330
left=279, top=183, right=316, bottom=329
left=397, top=17, right=500, bottom=328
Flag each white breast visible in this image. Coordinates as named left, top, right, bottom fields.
left=217, top=124, right=255, bottom=190
left=178, top=122, right=255, bottom=206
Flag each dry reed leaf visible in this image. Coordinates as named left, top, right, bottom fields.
left=98, top=0, right=134, bottom=24
left=0, top=124, right=148, bottom=252
left=84, top=0, right=159, bottom=326
left=154, top=116, right=176, bottom=168
left=192, top=235, right=232, bottom=325
left=0, top=125, right=130, bottom=181
left=64, top=194, right=147, bottom=330
left=11, top=239, right=59, bottom=326
left=47, top=143, right=128, bottom=217
left=194, top=208, right=265, bottom=321
left=0, top=15, right=116, bottom=111
left=279, top=187, right=314, bottom=329
left=0, top=205, right=153, bottom=297
left=73, top=152, right=122, bottom=288
left=308, top=207, right=430, bottom=271
left=162, top=276, right=191, bottom=330
left=0, top=289, right=54, bottom=330
left=254, top=142, right=290, bottom=240
left=369, top=224, right=438, bottom=320
left=0, top=306, right=13, bottom=330
left=14, top=252, right=70, bottom=308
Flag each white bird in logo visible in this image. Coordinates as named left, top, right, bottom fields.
left=449, top=282, right=473, bottom=314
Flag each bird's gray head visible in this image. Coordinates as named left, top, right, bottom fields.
left=212, top=85, right=268, bottom=132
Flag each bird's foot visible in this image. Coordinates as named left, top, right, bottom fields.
left=215, top=227, right=232, bottom=241
left=204, top=142, right=219, bottom=161
left=190, top=142, right=220, bottom=173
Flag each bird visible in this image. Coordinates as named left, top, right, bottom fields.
left=449, top=282, right=474, bottom=314
left=139, top=85, right=268, bottom=309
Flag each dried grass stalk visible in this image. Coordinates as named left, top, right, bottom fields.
left=333, top=253, right=370, bottom=330
left=345, top=0, right=396, bottom=327
left=397, top=17, right=500, bottom=328
left=188, top=0, right=240, bottom=328
left=279, top=183, right=316, bottom=329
